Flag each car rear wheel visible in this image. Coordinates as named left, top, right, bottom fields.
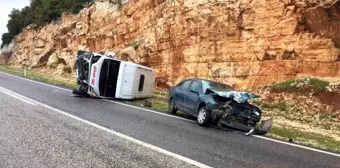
left=197, top=106, right=211, bottom=126
left=168, top=98, right=177, bottom=114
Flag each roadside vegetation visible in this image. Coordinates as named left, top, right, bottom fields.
left=254, top=78, right=340, bottom=151
left=0, top=65, right=77, bottom=89
left=269, top=127, right=340, bottom=151
left=268, top=78, right=330, bottom=94
left=1, top=0, right=92, bottom=48
left=1, top=66, right=340, bottom=152
left=252, top=99, right=340, bottom=151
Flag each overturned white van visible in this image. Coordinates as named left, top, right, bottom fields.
left=73, top=51, right=156, bottom=99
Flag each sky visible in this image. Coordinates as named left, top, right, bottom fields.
left=0, top=0, right=30, bottom=45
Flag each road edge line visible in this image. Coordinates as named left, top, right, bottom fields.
left=0, top=87, right=37, bottom=106
left=104, top=100, right=195, bottom=123
left=0, top=72, right=195, bottom=123
left=0, top=86, right=212, bottom=168
left=253, top=135, right=340, bottom=157
left=0, top=72, right=71, bottom=92
left=2, top=71, right=340, bottom=157
left=41, top=102, right=212, bottom=168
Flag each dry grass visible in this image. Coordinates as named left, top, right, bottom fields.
left=268, top=125, right=340, bottom=152
left=0, top=65, right=78, bottom=89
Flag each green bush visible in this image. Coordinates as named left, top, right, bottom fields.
left=128, top=40, right=140, bottom=49
left=275, top=102, right=290, bottom=112
left=63, top=66, right=72, bottom=73
left=319, top=113, right=337, bottom=120
left=269, top=78, right=329, bottom=93
left=309, top=78, right=329, bottom=90
left=260, top=102, right=290, bottom=112
left=1, top=0, right=92, bottom=48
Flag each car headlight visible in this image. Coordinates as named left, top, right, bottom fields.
left=253, top=111, right=260, bottom=116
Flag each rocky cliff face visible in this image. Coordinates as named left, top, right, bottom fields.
left=8, top=0, right=340, bottom=89
left=0, top=41, right=14, bottom=64
left=0, top=55, right=6, bottom=64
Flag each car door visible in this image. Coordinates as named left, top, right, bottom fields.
left=174, top=80, right=192, bottom=112
left=183, top=80, right=202, bottom=116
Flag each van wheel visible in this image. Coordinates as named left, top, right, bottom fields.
left=197, top=106, right=211, bottom=126
left=168, top=98, right=177, bottom=114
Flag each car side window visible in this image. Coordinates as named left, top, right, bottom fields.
left=176, top=81, right=184, bottom=87
left=181, top=80, right=192, bottom=91
left=190, top=81, right=201, bottom=93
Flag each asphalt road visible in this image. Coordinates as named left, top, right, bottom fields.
left=0, top=72, right=340, bottom=168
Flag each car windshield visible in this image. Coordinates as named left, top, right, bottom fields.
left=201, top=80, right=232, bottom=93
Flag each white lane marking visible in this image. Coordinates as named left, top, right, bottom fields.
left=0, top=72, right=71, bottom=92
left=0, top=72, right=195, bottom=123
left=0, top=87, right=37, bottom=106
left=2, top=71, right=340, bottom=158
left=253, top=135, right=340, bottom=157
left=104, top=100, right=195, bottom=123
left=0, top=86, right=212, bottom=168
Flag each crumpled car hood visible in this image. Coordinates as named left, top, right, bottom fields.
left=207, top=88, right=259, bottom=103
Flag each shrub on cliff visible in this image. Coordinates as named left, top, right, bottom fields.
left=1, top=33, right=14, bottom=48
left=1, top=0, right=92, bottom=48
left=268, top=78, right=330, bottom=94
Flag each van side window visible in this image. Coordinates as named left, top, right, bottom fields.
left=138, top=75, right=145, bottom=91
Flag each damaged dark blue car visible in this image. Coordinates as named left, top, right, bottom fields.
left=168, top=78, right=272, bottom=135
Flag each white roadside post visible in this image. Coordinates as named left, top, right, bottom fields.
left=24, top=66, right=27, bottom=77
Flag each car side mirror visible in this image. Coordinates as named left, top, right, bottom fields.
left=190, top=89, right=198, bottom=94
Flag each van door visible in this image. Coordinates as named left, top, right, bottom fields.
left=121, top=65, right=135, bottom=98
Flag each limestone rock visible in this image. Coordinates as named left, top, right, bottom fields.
left=0, top=54, right=7, bottom=64
left=8, top=0, right=340, bottom=89
left=34, top=39, right=46, bottom=48
left=121, top=46, right=137, bottom=60
left=55, top=63, right=66, bottom=74
left=47, top=53, right=60, bottom=68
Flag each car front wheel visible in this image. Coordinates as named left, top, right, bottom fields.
left=197, top=106, right=211, bottom=126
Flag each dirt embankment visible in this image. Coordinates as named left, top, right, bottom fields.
left=254, top=78, right=340, bottom=132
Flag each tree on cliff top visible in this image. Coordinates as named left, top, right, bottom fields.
left=1, top=0, right=91, bottom=48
